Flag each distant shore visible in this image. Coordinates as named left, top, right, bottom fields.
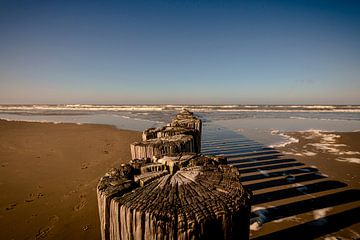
left=0, top=120, right=141, bottom=239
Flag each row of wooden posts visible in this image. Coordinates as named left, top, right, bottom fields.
left=97, top=109, right=252, bottom=240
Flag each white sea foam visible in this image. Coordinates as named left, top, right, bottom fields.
left=323, top=237, right=343, bottom=240
left=307, top=143, right=344, bottom=153
left=259, top=170, right=270, bottom=176
left=339, top=151, right=360, bottom=155
left=0, top=118, right=64, bottom=124
left=317, top=172, right=329, bottom=177
left=313, top=207, right=332, bottom=220
left=282, top=151, right=304, bottom=156
left=288, top=150, right=317, bottom=157
left=1, top=104, right=360, bottom=113
left=336, top=157, right=360, bottom=164
left=301, top=130, right=358, bottom=157
left=269, top=130, right=299, bottom=148
left=322, top=134, right=340, bottom=143
left=250, top=206, right=271, bottom=231
left=312, top=207, right=333, bottom=226
left=0, top=104, right=166, bottom=112
left=303, top=151, right=317, bottom=156
left=289, top=116, right=308, bottom=120
left=300, top=129, right=323, bottom=134
left=249, top=221, right=262, bottom=231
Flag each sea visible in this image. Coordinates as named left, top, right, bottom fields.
left=1, top=104, right=360, bottom=147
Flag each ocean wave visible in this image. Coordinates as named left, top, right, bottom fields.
left=1, top=104, right=360, bottom=113
left=0, top=117, right=66, bottom=125
left=0, top=105, right=166, bottom=112
left=289, top=116, right=352, bottom=121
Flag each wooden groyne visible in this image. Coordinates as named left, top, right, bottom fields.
left=97, top=110, right=251, bottom=240
left=131, top=109, right=202, bottom=159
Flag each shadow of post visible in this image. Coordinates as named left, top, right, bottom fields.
left=252, top=207, right=360, bottom=240
left=201, top=124, right=360, bottom=240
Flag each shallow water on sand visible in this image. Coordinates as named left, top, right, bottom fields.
left=1, top=105, right=360, bottom=146
left=214, top=117, right=360, bottom=147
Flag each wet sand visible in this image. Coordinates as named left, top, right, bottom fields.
left=202, top=126, right=360, bottom=240
left=251, top=131, right=360, bottom=239
left=0, top=120, right=141, bottom=239
left=278, top=131, right=360, bottom=189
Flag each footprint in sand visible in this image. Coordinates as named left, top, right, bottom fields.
left=5, top=203, right=17, bottom=210
left=73, top=194, right=87, bottom=211
left=1, top=162, right=9, bottom=167
left=35, top=215, right=59, bottom=239
left=25, top=192, right=44, bottom=203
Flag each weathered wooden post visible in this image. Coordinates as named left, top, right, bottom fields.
left=97, top=155, right=251, bottom=240
left=130, top=134, right=195, bottom=160
left=135, top=110, right=202, bottom=160
left=97, top=110, right=252, bottom=240
left=170, top=109, right=202, bottom=152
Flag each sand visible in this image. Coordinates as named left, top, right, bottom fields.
left=279, top=131, right=360, bottom=189
left=250, top=130, right=360, bottom=239
left=1, top=120, right=359, bottom=240
left=0, top=120, right=141, bottom=240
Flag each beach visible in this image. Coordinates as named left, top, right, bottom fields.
left=0, top=120, right=141, bottom=239
left=1, top=0, right=360, bottom=238
left=0, top=118, right=359, bottom=240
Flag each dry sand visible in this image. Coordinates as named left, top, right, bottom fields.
left=0, top=120, right=141, bottom=240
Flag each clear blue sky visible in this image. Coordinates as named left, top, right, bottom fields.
left=0, top=0, right=359, bottom=104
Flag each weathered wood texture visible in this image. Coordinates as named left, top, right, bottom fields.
left=170, top=109, right=202, bottom=133
left=170, top=109, right=202, bottom=152
left=130, top=134, right=194, bottom=160
left=97, top=166, right=136, bottom=240
left=137, top=109, right=202, bottom=159
left=142, top=126, right=201, bottom=153
left=97, top=155, right=251, bottom=240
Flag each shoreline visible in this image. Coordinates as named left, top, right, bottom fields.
left=270, top=129, right=360, bottom=148
left=0, top=115, right=165, bottom=126
left=0, top=114, right=165, bottom=132
left=3, top=116, right=360, bottom=147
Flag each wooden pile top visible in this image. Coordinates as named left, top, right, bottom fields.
left=98, top=154, right=251, bottom=240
